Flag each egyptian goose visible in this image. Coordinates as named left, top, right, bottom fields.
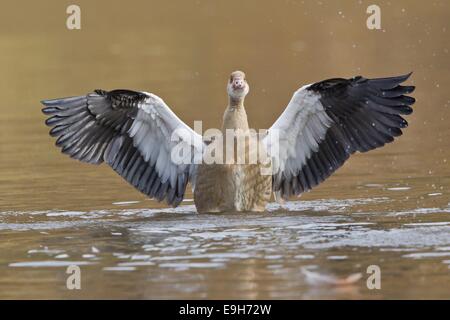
left=41, top=71, right=415, bottom=213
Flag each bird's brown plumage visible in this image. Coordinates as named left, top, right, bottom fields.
left=194, top=71, right=272, bottom=213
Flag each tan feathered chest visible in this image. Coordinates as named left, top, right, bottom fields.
left=194, top=105, right=272, bottom=213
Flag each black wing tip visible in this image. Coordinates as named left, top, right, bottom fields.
left=395, top=72, right=416, bottom=107
left=308, top=72, right=415, bottom=94
left=42, top=105, right=55, bottom=115
left=41, top=99, right=58, bottom=111
left=398, top=71, right=413, bottom=84
left=402, top=106, right=414, bottom=115
left=41, top=95, right=89, bottom=114
left=371, top=72, right=414, bottom=85
left=45, top=116, right=57, bottom=126
left=41, top=98, right=59, bottom=105
left=41, top=99, right=62, bottom=115
left=377, top=71, right=413, bottom=81
left=405, top=95, right=416, bottom=105
left=400, top=71, right=413, bottom=80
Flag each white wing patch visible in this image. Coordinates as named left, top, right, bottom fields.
left=128, top=95, right=203, bottom=189
left=264, top=85, right=333, bottom=179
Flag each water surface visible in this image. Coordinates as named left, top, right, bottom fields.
left=0, top=0, right=449, bottom=299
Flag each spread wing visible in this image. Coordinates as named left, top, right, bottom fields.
left=263, top=73, right=416, bottom=199
left=42, top=89, right=204, bottom=206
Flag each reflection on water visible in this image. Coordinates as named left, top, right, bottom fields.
left=1, top=197, right=450, bottom=299
left=0, top=0, right=450, bottom=299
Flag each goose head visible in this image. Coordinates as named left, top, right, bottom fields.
left=227, top=70, right=249, bottom=103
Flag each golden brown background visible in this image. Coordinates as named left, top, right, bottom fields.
left=0, top=0, right=448, bottom=211
left=0, top=0, right=449, bottom=299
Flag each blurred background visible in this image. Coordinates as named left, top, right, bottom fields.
left=0, top=0, right=448, bottom=211
left=0, top=0, right=449, bottom=299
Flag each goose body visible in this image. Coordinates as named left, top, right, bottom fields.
left=41, top=70, right=415, bottom=213
left=195, top=75, right=272, bottom=212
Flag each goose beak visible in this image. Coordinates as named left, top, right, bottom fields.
left=232, top=79, right=245, bottom=90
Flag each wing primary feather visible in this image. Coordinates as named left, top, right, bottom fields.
left=267, top=73, right=415, bottom=199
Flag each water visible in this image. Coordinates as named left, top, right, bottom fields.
left=0, top=0, right=449, bottom=299
left=1, top=198, right=450, bottom=299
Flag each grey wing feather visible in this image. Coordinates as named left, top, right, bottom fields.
left=41, top=89, right=191, bottom=207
